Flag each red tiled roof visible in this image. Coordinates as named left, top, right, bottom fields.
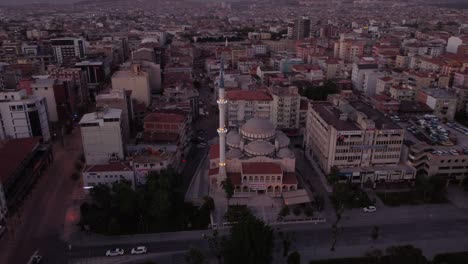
left=84, top=162, right=132, bottom=173
left=142, top=132, right=179, bottom=143
left=283, top=172, right=298, bottom=184
left=379, top=76, right=393, bottom=82
left=242, top=162, right=282, bottom=175
left=144, top=112, right=186, bottom=124
left=209, top=144, right=220, bottom=160
left=0, top=137, right=40, bottom=183
left=209, top=168, right=219, bottom=176
left=226, top=90, right=273, bottom=101
left=227, top=172, right=242, bottom=185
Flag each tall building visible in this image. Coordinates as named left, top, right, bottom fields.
left=111, top=64, right=151, bottom=107
left=0, top=89, right=50, bottom=141
left=304, top=97, right=415, bottom=186
left=79, top=107, right=124, bottom=165
left=50, top=38, right=86, bottom=64
left=292, top=16, right=311, bottom=40
left=96, top=90, right=133, bottom=143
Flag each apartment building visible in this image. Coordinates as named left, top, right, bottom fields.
left=0, top=89, right=50, bottom=141
left=351, top=63, right=379, bottom=92
left=226, top=90, right=273, bottom=128
left=417, top=88, right=457, bottom=121
left=304, top=98, right=415, bottom=185
left=111, top=64, right=151, bottom=107
left=79, top=107, right=124, bottom=165
left=50, top=37, right=86, bottom=64
left=269, top=86, right=301, bottom=129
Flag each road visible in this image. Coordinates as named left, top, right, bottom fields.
left=66, top=216, right=468, bottom=263
left=0, top=129, right=83, bottom=264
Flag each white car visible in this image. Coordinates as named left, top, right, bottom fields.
left=131, top=246, right=148, bottom=255
left=106, top=248, right=124, bottom=257
left=363, top=206, right=377, bottom=213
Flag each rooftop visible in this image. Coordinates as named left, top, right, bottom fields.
left=420, top=88, right=457, bottom=100
left=144, top=112, right=186, bottom=124
left=0, top=137, right=40, bottom=183
left=226, top=90, right=272, bottom=101
left=312, top=102, right=360, bottom=131
left=79, top=108, right=122, bottom=124
left=242, top=162, right=282, bottom=175
left=83, top=162, right=132, bottom=173
left=349, top=101, right=401, bottom=130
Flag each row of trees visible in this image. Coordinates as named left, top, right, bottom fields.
left=78, top=169, right=212, bottom=235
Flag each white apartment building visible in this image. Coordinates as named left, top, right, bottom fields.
left=50, top=37, right=86, bottom=64
left=30, top=78, right=59, bottom=122
left=79, top=107, right=124, bottom=165
left=269, top=86, right=301, bottom=129
left=226, top=90, right=273, bottom=128
left=351, top=63, right=379, bottom=92
left=304, top=98, right=415, bottom=185
left=0, top=89, right=50, bottom=141
left=362, top=70, right=386, bottom=97
left=112, top=64, right=151, bottom=107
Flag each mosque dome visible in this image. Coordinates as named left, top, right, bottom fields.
left=226, top=148, right=243, bottom=159
left=244, top=140, right=275, bottom=156
left=226, top=131, right=241, bottom=148
left=240, top=118, right=276, bottom=140
left=275, top=131, right=290, bottom=149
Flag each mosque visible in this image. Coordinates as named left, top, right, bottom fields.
left=208, top=60, right=299, bottom=197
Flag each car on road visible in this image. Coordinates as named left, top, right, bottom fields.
left=363, top=206, right=377, bottom=213
left=131, top=246, right=148, bottom=255
left=27, top=251, right=42, bottom=264
left=106, top=248, right=124, bottom=256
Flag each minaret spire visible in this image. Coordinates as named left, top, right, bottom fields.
left=217, top=58, right=228, bottom=182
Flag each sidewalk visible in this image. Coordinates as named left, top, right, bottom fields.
left=70, top=250, right=186, bottom=264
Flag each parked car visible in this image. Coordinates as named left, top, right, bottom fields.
left=197, top=143, right=207, bottom=149
left=131, top=246, right=147, bottom=255
left=27, top=251, right=42, bottom=264
left=363, top=206, right=377, bottom=213
left=106, top=248, right=124, bottom=256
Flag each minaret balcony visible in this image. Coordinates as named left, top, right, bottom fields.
left=217, top=127, right=228, bottom=134
left=217, top=99, right=228, bottom=105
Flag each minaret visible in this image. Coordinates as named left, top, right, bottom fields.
left=217, top=58, right=228, bottom=181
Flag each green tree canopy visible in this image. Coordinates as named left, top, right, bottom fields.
left=223, top=214, right=274, bottom=264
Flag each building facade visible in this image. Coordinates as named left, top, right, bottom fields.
left=79, top=107, right=124, bottom=165
left=0, top=89, right=50, bottom=141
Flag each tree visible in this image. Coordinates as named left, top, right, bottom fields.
left=223, top=214, right=274, bottom=264
left=327, top=166, right=340, bottom=185
left=221, top=178, right=235, bottom=205
left=279, top=205, right=290, bottom=218
left=185, top=247, right=205, bottom=264
left=385, top=245, right=427, bottom=264
left=313, top=194, right=325, bottom=211
left=279, top=231, right=295, bottom=257
left=201, top=196, right=215, bottom=212
left=303, top=205, right=314, bottom=217
left=287, top=251, right=301, bottom=264
left=292, top=206, right=302, bottom=216
left=371, top=226, right=379, bottom=241
left=107, top=218, right=121, bottom=235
